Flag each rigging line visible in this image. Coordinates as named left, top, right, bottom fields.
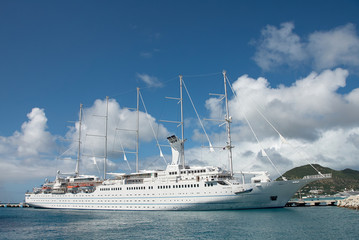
left=113, top=118, right=132, bottom=171
left=90, top=142, right=102, bottom=177
left=182, top=72, right=221, bottom=78
left=57, top=142, right=77, bottom=159
left=81, top=109, right=102, bottom=177
left=246, top=114, right=285, bottom=179
left=109, top=88, right=137, bottom=100
left=182, top=80, right=214, bottom=152
left=111, top=117, right=121, bottom=154
left=118, top=130, right=132, bottom=171
left=254, top=105, right=323, bottom=176
left=82, top=126, right=102, bottom=177
left=139, top=75, right=179, bottom=91
left=58, top=108, right=85, bottom=160
left=226, top=77, right=323, bottom=176
left=139, top=90, right=168, bottom=165
left=225, top=77, right=285, bottom=179
left=111, top=76, right=179, bottom=98
left=117, top=133, right=132, bottom=171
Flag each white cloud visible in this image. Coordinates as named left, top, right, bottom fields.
left=0, top=100, right=170, bottom=186
left=0, top=108, right=55, bottom=157
left=253, top=22, right=307, bottom=70
left=0, top=108, right=61, bottom=183
left=308, top=24, right=359, bottom=69
left=253, top=22, right=359, bottom=71
left=227, top=68, right=355, bottom=140
left=65, top=98, right=169, bottom=174
left=136, top=73, right=163, bottom=88
left=16, top=108, right=54, bottom=156
left=197, top=68, right=359, bottom=177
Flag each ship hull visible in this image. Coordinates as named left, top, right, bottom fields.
left=25, top=178, right=314, bottom=211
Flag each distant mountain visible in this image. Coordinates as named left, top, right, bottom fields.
left=280, top=164, right=359, bottom=195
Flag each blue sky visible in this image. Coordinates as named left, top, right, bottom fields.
left=1, top=0, right=359, bottom=202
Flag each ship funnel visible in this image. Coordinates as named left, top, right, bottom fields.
left=167, top=135, right=183, bottom=165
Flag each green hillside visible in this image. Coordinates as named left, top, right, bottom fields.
left=280, top=164, right=359, bottom=195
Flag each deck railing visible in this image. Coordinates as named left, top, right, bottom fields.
left=303, top=173, right=332, bottom=179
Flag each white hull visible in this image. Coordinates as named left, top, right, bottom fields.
left=25, top=178, right=315, bottom=211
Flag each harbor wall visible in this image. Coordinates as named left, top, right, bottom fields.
left=337, top=194, right=359, bottom=210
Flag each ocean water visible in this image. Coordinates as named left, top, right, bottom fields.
left=1, top=207, right=358, bottom=240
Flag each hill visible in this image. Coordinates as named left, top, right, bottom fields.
left=280, top=164, right=359, bottom=195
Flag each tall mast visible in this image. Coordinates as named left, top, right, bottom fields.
left=75, top=103, right=83, bottom=177
left=104, top=96, right=109, bottom=179
left=179, top=75, right=185, bottom=169
left=223, top=70, right=233, bottom=176
left=136, top=87, right=140, bottom=173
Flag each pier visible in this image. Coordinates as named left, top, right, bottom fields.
left=286, top=198, right=339, bottom=207
left=0, top=203, right=30, bottom=208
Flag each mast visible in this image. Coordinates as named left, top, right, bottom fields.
left=104, top=96, right=109, bottom=179
left=223, top=70, right=233, bottom=176
left=136, top=87, right=140, bottom=173
left=75, top=103, right=83, bottom=177
left=161, top=75, right=185, bottom=168
left=179, top=75, right=185, bottom=169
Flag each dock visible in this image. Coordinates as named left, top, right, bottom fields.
left=0, top=203, right=31, bottom=208
left=286, top=198, right=339, bottom=207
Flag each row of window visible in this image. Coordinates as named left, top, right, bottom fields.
left=158, top=184, right=201, bottom=189
left=127, top=186, right=146, bottom=190
left=45, top=205, right=178, bottom=210
left=100, top=187, right=122, bottom=191
left=100, top=183, right=214, bottom=192
left=169, top=169, right=207, bottom=175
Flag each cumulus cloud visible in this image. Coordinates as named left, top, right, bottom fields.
left=308, top=24, right=359, bottom=69
left=0, top=108, right=55, bottom=157
left=16, top=108, right=54, bottom=156
left=0, top=100, right=170, bottom=185
left=253, top=22, right=359, bottom=71
left=253, top=22, right=307, bottom=70
left=137, top=73, right=163, bottom=88
left=190, top=68, right=359, bottom=177
left=227, top=68, right=357, bottom=140
left=0, top=108, right=60, bottom=183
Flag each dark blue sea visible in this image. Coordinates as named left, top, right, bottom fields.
left=1, top=207, right=358, bottom=239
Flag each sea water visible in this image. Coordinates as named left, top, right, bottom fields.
left=1, top=207, right=358, bottom=240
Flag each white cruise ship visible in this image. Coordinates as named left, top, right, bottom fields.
left=25, top=72, right=330, bottom=210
